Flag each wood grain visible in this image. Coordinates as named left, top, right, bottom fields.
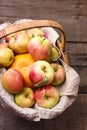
left=0, top=94, right=87, bottom=130
left=0, top=0, right=87, bottom=42
left=65, top=42, right=87, bottom=93
left=66, top=43, right=87, bottom=67
left=0, top=0, right=87, bottom=129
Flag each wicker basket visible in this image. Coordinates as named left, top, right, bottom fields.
left=0, top=19, right=80, bottom=121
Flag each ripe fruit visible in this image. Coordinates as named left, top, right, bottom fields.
left=27, top=28, right=46, bottom=39
left=29, top=60, right=54, bottom=87
left=0, top=47, right=14, bottom=67
left=51, top=63, right=66, bottom=86
left=35, top=85, right=59, bottom=109
left=14, top=87, right=35, bottom=108
left=5, top=33, right=14, bottom=42
left=45, top=46, right=61, bottom=62
left=8, top=31, right=30, bottom=53
left=28, top=36, right=52, bottom=60
left=10, top=53, right=35, bottom=88
left=1, top=68, right=25, bottom=94
left=51, top=47, right=61, bottom=61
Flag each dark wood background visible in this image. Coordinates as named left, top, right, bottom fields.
left=0, top=0, right=87, bottom=130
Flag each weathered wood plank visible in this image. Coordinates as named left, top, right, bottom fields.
left=0, top=0, right=87, bottom=42
left=0, top=94, right=87, bottom=130
left=66, top=42, right=87, bottom=93
left=73, top=67, right=87, bottom=93
left=66, top=43, right=87, bottom=66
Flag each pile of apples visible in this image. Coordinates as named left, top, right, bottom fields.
left=0, top=28, right=66, bottom=109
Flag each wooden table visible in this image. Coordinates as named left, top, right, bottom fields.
left=0, top=0, right=87, bottom=130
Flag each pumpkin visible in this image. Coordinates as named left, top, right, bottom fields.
left=10, top=53, right=35, bottom=88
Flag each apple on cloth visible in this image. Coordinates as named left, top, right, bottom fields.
left=1, top=68, right=25, bottom=94
left=51, top=63, right=66, bottom=86
left=0, top=19, right=80, bottom=121
left=35, top=85, right=60, bottom=109
left=14, top=87, right=35, bottom=108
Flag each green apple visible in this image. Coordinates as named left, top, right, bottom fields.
left=51, top=47, right=61, bottom=61
left=0, top=47, right=14, bottom=67
left=14, top=87, right=35, bottom=108
left=45, top=46, right=61, bottom=62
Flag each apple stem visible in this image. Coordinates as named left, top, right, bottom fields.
left=12, top=35, right=16, bottom=40
left=54, top=64, right=58, bottom=72
left=35, top=76, right=48, bottom=87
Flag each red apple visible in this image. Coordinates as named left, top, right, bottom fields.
left=5, top=33, right=14, bottom=42
left=8, top=31, right=30, bottom=53
left=14, top=87, right=35, bottom=108
left=29, top=60, right=54, bottom=87
left=35, top=85, right=60, bottom=109
left=1, top=68, right=25, bottom=94
left=51, top=63, right=66, bottom=86
left=28, top=36, right=52, bottom=60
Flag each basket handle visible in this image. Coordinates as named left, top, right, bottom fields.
left=0, top=20, right=69, bottom=64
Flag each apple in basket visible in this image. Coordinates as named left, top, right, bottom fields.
left=35, top=85, right=60, bottom=109
left=45, top=46, right=61, bottom=62
left=29, top=60, right=54, bottom=87
left=28, top=36, right=52, bottom=60
left=51, top=63, right=66, bottom=86
left=26, top=28, right=46, bottom=39
left=14, top=87, right=35, bottom=108
left=5, top=33, right=14, bottom=42
left=7, top=31, right=30, bottom=53
left=1, top=68, right=25, bottom=94
left=0, top=47, right=14, bottom=67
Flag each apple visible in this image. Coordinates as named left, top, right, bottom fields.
left=5, top=33, right=14, bottom=42
left=45, top=46, right=61, bottom=62
left=0, top=47, right=14, bottom=67
left=8, top=31, right=30, bottom=53
left=51, top=63, right=66, bottom=86
left=1, top=68, right=25, bottom=94
left=26, top=28, right=46, bottom=39
left=35, top=85, right=60, bottom=109
left=29, top=60, right=54, bottom=87
left=14, top=87, right=35, bottom=108
left=51, top=46, right=61, bottom=61
left=28, top=36, right=52, bottom=60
